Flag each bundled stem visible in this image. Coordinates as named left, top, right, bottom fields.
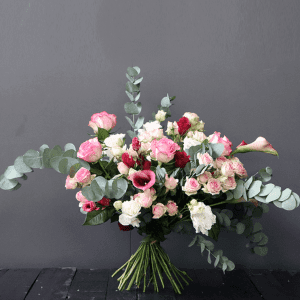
left=111, top=236, right=193, bottom=294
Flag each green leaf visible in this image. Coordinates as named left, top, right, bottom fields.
left=127, top=130, right=137, bottom=139
left=125, top=90, right=134, bottom=101
left=135, top=92, right=141, bottom=101
left=265, top=167, right=272, bottom=175
left=112, top=178, right=128, bottom=199
left=49, top=145, right=63, bottom=158
left=222, top=263, right=228, bottom=274
left=64, top=143, right=76, bottom=152
left=233, top=180, right=244, bottom=199
left=220, top=209, right=233, bottom=219
left=58, top=157, right=79, bottom=174
left=277, top=188, right=292, bottom=202
left=62, top=149, right=77, bottom=158
left=281, top=194, right=297, bottom=210
left=265, top=186, right=281, bottom=203
left=200, top=243, right=205, bottom=256
left=0, top=174, right=20, bottom=190
left=126, top=82, right=139, bottom=93
left=161, top=96, right=171, bottom=107
left=260, top=203, right=269, bottom=213
left=4, top=166, right=23, bottom=179
left=188, top=235, right=198, bottom=247
left=49, top=155, right=63, bottom=173
left=83, top=207, right=115, bottom=226
left=257, top=233, right=268, bottom=246
left=258, top=183, right=275, bottom=197
left=248, top=180, right=262, bottom=198
left=110, top=213, right=119, bottom=223
left=42, top=148, right=52, bottom=168
left=82, top=186, right=99, bottom=202
left=214, top=255, right=220, bottom=268
left=124, top=102, right=139, bottom=114
left=210, top=143, right=225, bottom=159
left=236, top=222, right=245, bottom=234
left=253, top=246, right=268, bottom=256
left=202, top=240, right=214, bottom=251
left=252, top=222, right=263, bottom=233
left=127, top=67, right=139, bottom=77
left=135, top=116, right=144, bottom=129
left=244, top=176, right=254, bottom=190
left=14, top=156, right=33, bottom=173
left=23, top=149, right=42, bottom=168
left=208, top=218, right=221, bottom=242
left=97, top=128, right=110, bottom=141
left=126, top=73, right=134, bottom=83
left=226, top=260, right=235, bottom=271
left=252, top=207, right=263, bottom=218
left=125, top=116, right=135, bottom=129
left=225, top=191, right=234, bottom=200
left=133, top=66, right=141, bottom=74
left=134, top=77, right=143, bottom=85
left=259, top=171, right=272, bottom=182
left=207, top=250, right=212, bottom=264
left=220, top=213, right=231, bottom=227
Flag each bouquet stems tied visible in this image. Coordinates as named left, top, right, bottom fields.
left=111, top=236, right=193, bottom=294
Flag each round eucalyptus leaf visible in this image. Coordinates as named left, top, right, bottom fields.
left=259, top=171, right=272, bottom=182
left=39, top=144, right=49, bottom=152
left=277, top=188, right=292, bottom=202
left=49, top=145, right=63, bottom=158
left=253, top=246, right=268, bottom=256
left=82, top=186, right=98, bottom=202
left=258, top=183, right=275, bottom=197
left=62, top=149, right=77, bottom=158
left=49, top=156, right=63, bottom=173
left=273, top=200, right=283, bottom=208
left=127, top=67, right=138, bottom=77
left=78, top=159, right=90, bottom=171
left=281, top=195, right=297, bottom=211
left=91, top=178, right=105, bottom=200
left=225, top=191, right=233, bottom=200
left=64, top=143, right=76, bottom=152
left=248, top=180, right=262, bottom=198
left=244, top=176, right=254, bottom=190
left=254, top=195, right=267, bottom=203
left=221, top=209, right=233, bottom=219
left=14, top=156, right=33, bottom=173
left=23, top=149, right=42, bottom=168
left=233, top=180, right=244, bottom=199
left=265, top=186, right=281, bottom=203
left=292, top=192, right=300, bottom=207
left=265, top=167, right=272, bottom=175
left=236, top=222, right=245, bottom=234
left=0, top=174, right=20, bottom=190
left=112, top=178, right=128, bottom=199
left=226, top=260, right=235, bottom=271
left=42, top=148, right=52, bottom=169
left=4, top=166, right=23, bottom=179
left=210, top=143, right=224, bottom=159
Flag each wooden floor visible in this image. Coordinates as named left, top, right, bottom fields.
left=0, top=265, right=299, bottom=299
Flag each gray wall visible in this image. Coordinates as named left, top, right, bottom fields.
left=0, top=0, right=300, bottom=270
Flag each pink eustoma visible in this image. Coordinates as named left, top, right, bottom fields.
left=131, top=170, right=156, bottom=191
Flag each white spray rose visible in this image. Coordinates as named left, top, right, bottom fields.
left=183, top=137, right=201, bottom=151
left=113, top=200, right=123, bottom=210
left=155, top=110, right=167, bottom=122
left=104, top=133, right=126, bottom=148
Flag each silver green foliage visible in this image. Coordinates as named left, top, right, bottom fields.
left=225, top=167, right=299, bottom=211
left=188, top=234, right=235, bottom=274
left=0, top=143, right=89, bottom=191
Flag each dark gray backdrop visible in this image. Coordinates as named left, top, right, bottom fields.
left=1, top=0, right=300, bottom=270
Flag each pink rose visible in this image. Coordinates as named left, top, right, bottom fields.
left=131, top=170, right=156, bottom=191
left=117, top=162, right=129, bottom=175
left=65, top=175, right=77, bottom=189
left=82, top=200, right=97, bottom=212
left=220, top=161, right=235, bottom=177
left=150, top=138, right=181, bottom=163
left=152, top=203, right=168, bottom=219
left=166, top=200, right=179, bottom=216
left=197, top=153, right=214, bottom=166
left=134, top=189, right=156, bottom=208
left=164, top=174, right=178, bottom=191
left=197, top=171, right=212, bottom=184
left=232, top=161, right=248, bottom=179
left=182, top=177, right=201, bottom=196
left=202, top=178, right=222, bottom=195
left=74, top=168, right=91, bottom=184
left=208, top=131, right=233, bottom=156
left=213, top=156, right=228, bottom=169
left=88, top=111, right=117, bottom=133
left=77, top=137, right=102, bottom=163
left=231, top=137, right=279, bottom=157
left=220, top=176, right=237, bottom=192
left=76, top=191, right=88, bottom=203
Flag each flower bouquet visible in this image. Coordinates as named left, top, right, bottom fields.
left=1, top=66, right=299, bottom=295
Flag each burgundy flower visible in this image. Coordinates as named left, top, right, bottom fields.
left=98, top=197, right=111, bottom=206
left=142, top=160, right=152, bottom=170
left=132, top=137, right=141, bottom=151
left=174, top=151, right=190, bottom=168
left=118, top=222, right=134, bottom=231
left=122, top=152, right=136, bottom=168
left=131, top=170, right=156, bottom=191
left=177, top=117, right=191, bottom=135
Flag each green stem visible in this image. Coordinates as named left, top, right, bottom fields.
left=98, top=160, right=111, bottom=179
left=209, top=198, right=240, bottom=207
left=150, top=244, right=165, bottom=289
left=149, top=244, right=159, bottom=292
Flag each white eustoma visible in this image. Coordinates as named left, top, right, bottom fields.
left=119, top=200, right=142, bottom=228
left=187, top=200, right=216, bottom=236
left=183, top=137, right=202, bottom=151
left=138, top=120, right=162, bottom=135
left=104, top=133, right=126, bottom=148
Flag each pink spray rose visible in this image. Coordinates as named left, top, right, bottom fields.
left=76, top=191, right=88, bottom=203
left=197, top=171, right=212, bottom=184
left=134, top=189, right=157, bottom=208
left=152, top=203, right=168, bottom=219
left=131, top=170, right=156, bottom=191
left=88, top=111, right=117, bottom=133
left=150, top=138, right=181, bottom=163
left=220, top=176, right=237, bottom=192
left=213, top=156, right=228, bottom=169
left=202, top=178, right=222, bottom=195
left=182, top=177, right=201, bottom=196
left=74, top=168, right=92, bottom=184
left=117, top=162, right=130, bottom=175
left=164, top=174, right=178, bottom=192
left=166, top=200, right=179, bottom=216
left=77, top=137, right=102, bottom=163
left=65, top=175, right=77, bottom=189
left=208, top=131, right=233, bottom=156
left=231, top=161, right=248, bottom=179
left=220, top=160, right=235, bottom=177
left=82, top=200, right=97, bottom=212
left=231, top=137, right=279, bottom=157
left=197, top=153, right=214, bottom=166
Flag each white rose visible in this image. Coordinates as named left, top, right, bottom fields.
left=121, top=200, right=141, bottom=217
left=113, top=200, right=123, bottom=210
left=155, top=110, right=167, bottom=122
left=166, top=121, right=179, bottom=135
left=111, top=145, right=126, bottom=158
left=119, top=214, right=140, bottom=227
left=183, top=137, right=201, bottom=151
left=138, top=121, right=162, bottom=135
left=104, top=133, right=126, bottom=148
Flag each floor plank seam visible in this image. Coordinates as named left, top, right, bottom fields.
left=64, top=268, right=78, bottom=299
left=23, top=269, right=43, bottom=300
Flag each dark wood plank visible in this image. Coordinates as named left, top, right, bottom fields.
left=67, top=269, right=109, bottom=300
left=247, top=269, right=299, bottom=300
left=0, top=269, right=41, bottom=300
left=106, top=268, right=137, bottom=300
left=25, top=267, right=76, bottom=300
left=271, top=270, right=300, bottom=298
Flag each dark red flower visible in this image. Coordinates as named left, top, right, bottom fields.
left=122, top=152, right=136, bottom=168
left=142, top=160, right=152, bottom=170
left=174, top=151, right=190, bottom=168
left=118, top=222, right=134, bottom=231
left=131, top=170, right=156, bottom=191
left=177, top=117, right=191, bottom=135
left=98, top=197, right=111, bottom=206
left=132, top=137, right=141, bottom=151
